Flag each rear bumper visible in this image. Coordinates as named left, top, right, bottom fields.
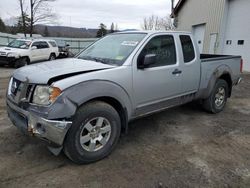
left=6, top=98, right=72, bottom=146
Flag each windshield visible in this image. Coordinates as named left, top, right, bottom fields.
left=78, top=33, right=146, bottom=66
left=55, top=39, right=66, bottom=47
left=7, top=40, right=31, bottom=49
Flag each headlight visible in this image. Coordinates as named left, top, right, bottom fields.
left=32, top=85, right=61, bottom=105
left=7, top=52, right=18, bottom=58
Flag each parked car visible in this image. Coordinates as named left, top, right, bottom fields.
left=0, top=39, right=59, bottom=68
left=55, top=39, right=70, bottom=57
left=6, top=31, right=242, bottom=164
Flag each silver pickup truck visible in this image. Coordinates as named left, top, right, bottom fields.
left=6, top=31, right=242, bottom=164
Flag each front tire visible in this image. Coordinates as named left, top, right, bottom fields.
left=64, top=101, right=121, bottom=164
left=203, top=79, right=229, bottom=113
left=12, top=57, right=29, bottom=68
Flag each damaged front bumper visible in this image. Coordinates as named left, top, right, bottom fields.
left=0, top=56, right=17, bottom=65
left=6, top=98, right=72, bottom=146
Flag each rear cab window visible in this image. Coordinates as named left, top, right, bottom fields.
left=179, top=35, right=195, bottom=63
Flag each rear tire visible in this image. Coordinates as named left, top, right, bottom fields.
left=64, top=101, right=121, bottom=164
left=203, top=79, right=229, bottom=113
left=49, top=53, right=56, bottom=61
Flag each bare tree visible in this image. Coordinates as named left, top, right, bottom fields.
left=141, top=14, right=175, bottom=31
left=29, top=0, right=57, bottom=37
left=142, top=15, right=157, bottom=30
left=18, top=0, right=27, bottom=37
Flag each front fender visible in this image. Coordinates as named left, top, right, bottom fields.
left=47, top=80, right=133, bottom=120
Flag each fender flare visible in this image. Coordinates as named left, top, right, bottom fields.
left=48, top=80, right=133, bottom=121
left=199, top=64, right=233, bottom=99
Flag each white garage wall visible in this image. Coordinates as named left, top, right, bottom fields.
left=222, top=0, right=250, bottom=72
left=175, top=0, right=226, bottom=54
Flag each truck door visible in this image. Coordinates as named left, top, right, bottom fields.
left=133, top=34, right=183, bottom=114
left=39, top=41, right=50, bottom=60
left=30, top=42, right=42, bottom=62
left=178, top=35, right=200, bottom=94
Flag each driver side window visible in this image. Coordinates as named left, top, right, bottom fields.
left=138, top=35, right=176, bottom=68
left=32, top=42, right=41, bottom=49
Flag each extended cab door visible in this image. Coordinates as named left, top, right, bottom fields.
left=178, top=35, right=200, bottom=94
left=132, top=34, right=183, bottom=115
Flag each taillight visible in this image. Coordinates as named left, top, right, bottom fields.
left=240, top=59, right=243, bottom=73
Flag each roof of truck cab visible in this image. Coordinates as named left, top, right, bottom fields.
left=115, top=30, right=192, bottom=35
left=16, top=38, right=56, bottom=42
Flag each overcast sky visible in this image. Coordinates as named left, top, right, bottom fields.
left=0, top=0, right=172, bottom=29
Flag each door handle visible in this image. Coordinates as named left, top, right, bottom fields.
left=172, top=69, right=182, bottom=75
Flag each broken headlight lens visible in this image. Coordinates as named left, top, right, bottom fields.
left=32, top=85, right=61, bottom=105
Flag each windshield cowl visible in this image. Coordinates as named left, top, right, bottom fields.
left=78, top=56, right=119, bottom=66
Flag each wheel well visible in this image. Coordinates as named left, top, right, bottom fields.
left=50, top=53, right=56, bottom=56
left=85, top=97, right=128, bottom=133
left=22, top=56, right=30, bottom=63
left=219, top=73, right=232, bottom=97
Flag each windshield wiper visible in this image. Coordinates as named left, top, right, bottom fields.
left=79, top=56, right=117, bottom=65
left=92, top=57, right=109, bottom=64
left=79, top=56, right=109, bottom=64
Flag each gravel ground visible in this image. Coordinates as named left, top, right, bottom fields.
left=0, top=67, right=250, bottom=188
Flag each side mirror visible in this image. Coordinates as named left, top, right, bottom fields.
left=138, top=54, right=157, bottom=69
left=66, top=44, right=70, bottom=47
left=31, top=46, right=37, bottom=50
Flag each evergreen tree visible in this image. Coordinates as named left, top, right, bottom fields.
left=0, top=17, right=6, bottom=32
left=43, top=26, right=49, bottom=37
left=110, top=22, right=115, bottom=33
left=15, top=14, right=30, bottom=34
left=96, top=23, right=107, bottom=37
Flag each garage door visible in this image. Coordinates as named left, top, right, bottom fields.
left=192, top=24, right=205, bottom=53
left=223, top=0, right=250, bottom=72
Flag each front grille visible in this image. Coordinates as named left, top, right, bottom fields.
left=9, top=78, right=34, bottom=104
left=0, top=51, right=6, bottom=56
left=25, top=84, right=34, bottom=99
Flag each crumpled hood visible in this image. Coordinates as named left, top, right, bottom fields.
left=13, top=58, right=116, bottom=84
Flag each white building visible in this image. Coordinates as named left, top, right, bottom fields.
left=172, top=0, right=250, bottom=71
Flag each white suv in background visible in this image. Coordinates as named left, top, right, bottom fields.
left=0, top=39, right=59, bottom=68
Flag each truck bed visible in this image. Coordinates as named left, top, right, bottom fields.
left=198, top=54, right=242, bottom=98
left=200, top=54, right=241, bottom=62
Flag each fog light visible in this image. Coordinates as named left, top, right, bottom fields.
left=36, top=123, right=45, bottom=134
